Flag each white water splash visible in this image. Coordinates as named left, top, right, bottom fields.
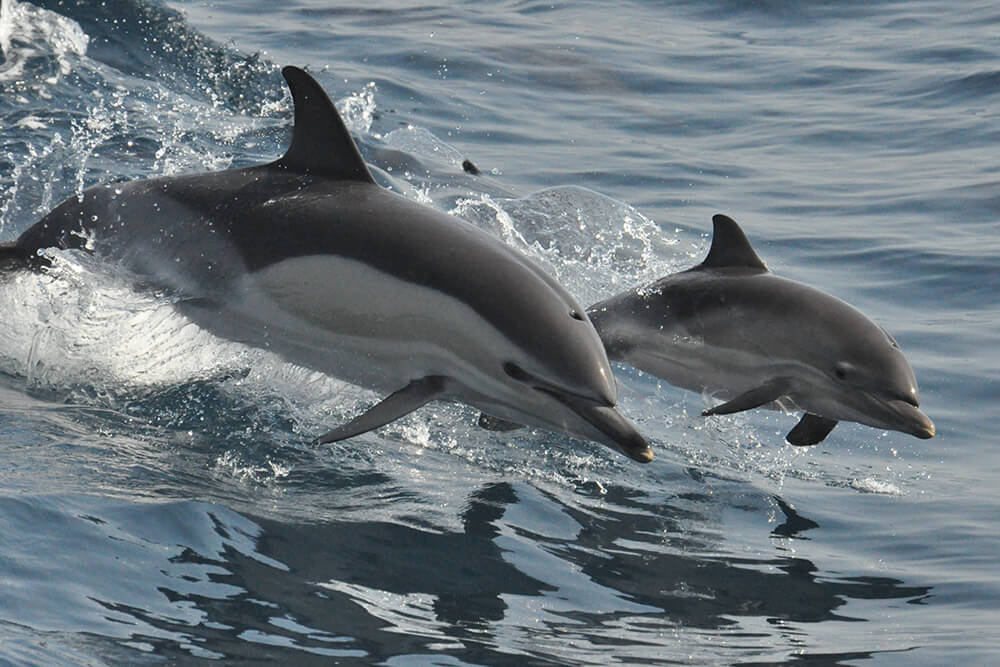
left=846, top=477, right=903, bottom=495
left=214, top=450, right=291, bottom=487
left=337, top=81, right=378, bottom=136
left=383, top=124, right=465, bottom=166
left=0, top=0, right=10, bottom=58
left=451, top=186, right=680, bottom=305
left=0, top=251, right=249, bottom=389
left=0, top=246, right=382, bottom=456
left=0, top=0, right=88, bottom=83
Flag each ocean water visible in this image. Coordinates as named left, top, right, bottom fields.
left=0, top=0, right=997, bottom=664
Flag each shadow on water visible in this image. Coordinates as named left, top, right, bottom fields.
left=4, top=482, right=929, bottom=664
left=771, top=496, right=820, bottom=538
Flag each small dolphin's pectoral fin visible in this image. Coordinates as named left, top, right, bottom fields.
left=702, top=379, right=790, bottom=416
left=786, top=413, right=839, bottom=446
left=477, top=413, right=523, bottom=432
left=698, top=214, right=768, bottom=271
left=314, top=376, right=447, bottom=445
left=275, top=66, right=376, bottom=183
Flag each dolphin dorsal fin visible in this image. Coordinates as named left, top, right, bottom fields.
left=274, top=66, right=375, bottom=183
left=699, top=214, right=767, bottom=271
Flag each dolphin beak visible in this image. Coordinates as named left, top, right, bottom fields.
left=512, top=368, right=651, bottom=462
left=551, top=393, right=653, bottom=462
left=910, top=410, right=935, bottom=439
left=581, top=405, right=654, bottom=462
left=886, top=398, right=935, bottom=439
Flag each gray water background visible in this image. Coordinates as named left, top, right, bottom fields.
left=0, top=0, right=997, bottom=664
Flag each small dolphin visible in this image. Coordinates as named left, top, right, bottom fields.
left=587, top=214, right=934, bottom=445
left=0, top=66, right=652, bottom=462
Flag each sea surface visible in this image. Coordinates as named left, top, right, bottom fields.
left=0, top=0, right=997, bottom=664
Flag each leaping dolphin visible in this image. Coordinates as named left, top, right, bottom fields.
left=0, top=66, right=653, bottom=462
left=587, top=214, right=934, bottom=445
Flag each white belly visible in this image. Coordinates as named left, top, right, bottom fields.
left=179, top=255, right=511, bottom=395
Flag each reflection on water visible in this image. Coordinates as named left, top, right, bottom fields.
left=0, top=484, right=930, bottom=664
left=771, top=497, right=820, bottom=538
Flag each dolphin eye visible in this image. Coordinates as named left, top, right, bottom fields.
left=833, top=363, right=849, bottom=381
left=503, top=362, right=533, bottom=383
left=569, top=309, right=584, bottom=321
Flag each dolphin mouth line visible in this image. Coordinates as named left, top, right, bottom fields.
left=872, top=394, right=935, bottom=439
left=534, top=387, right=653, bottom=463
left=489, top=364, right=651, bottom=460
left=504, top=361, right=615, bottom=411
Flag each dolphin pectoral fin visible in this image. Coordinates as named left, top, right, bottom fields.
left=314, top=376, right=447, bottom=445
left=702, top=379, right=790, bottom=416
left=786, top=413, right=838, bottom=446
left=477, top=413, right=523, bottom=432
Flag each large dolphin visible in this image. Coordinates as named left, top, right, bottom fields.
left=0, top=66, right=653, bottom=462
left=587, top=214, right=934, bottom=445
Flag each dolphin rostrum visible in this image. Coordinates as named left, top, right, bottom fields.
left=587, top=214, right=934, bottom=445
left=0, top=66, right=653, bottom=462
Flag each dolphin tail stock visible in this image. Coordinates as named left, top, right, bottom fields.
left=313, top=376, right=448, bottom=445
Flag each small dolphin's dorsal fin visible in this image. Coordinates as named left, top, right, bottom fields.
left=275, top=66, right=375, bottom=183
left=699, top=214, right=767, bottom=271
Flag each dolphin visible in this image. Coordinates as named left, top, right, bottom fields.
left=587, top=214, right=934, bottom=445
left=0, top=66, right=653, bottom=462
